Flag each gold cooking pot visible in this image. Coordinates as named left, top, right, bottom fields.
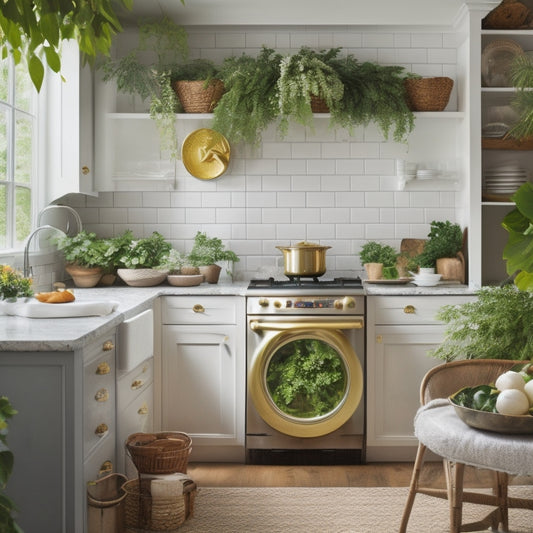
left=276, top=241, right=331, bottom=277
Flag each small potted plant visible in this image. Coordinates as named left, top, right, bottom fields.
left=117, top=232, right=172, bottom=287
left=171, top=59, right=224, bottom=113
left=0, top=265, right=33, bottom=300
left=55, top=230, right=109, bottom=287
left=359, top=241, right=399, bottom=280
left=160, top=249, right=204, bottom=286
left=415, top=220, right=464, bottom=281
left=187, top=231, right=239, bottom=283
left=98, top=230, right=135, bottom=286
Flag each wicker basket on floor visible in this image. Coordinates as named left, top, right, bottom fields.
left=173, top=79, right=225, bottom=113
left=126, top=432, right=192, bottom=475
left=123, top=477, right=197, bottom=531
left=404, top=77, right=454, bottom=112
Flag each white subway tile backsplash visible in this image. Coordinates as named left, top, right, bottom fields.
left=58, top=27, right=463, bottom=281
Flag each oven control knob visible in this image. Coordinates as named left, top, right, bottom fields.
left=273, top=300, right=282, bottom=309
left=258, top=298, right=269, bottom=307
left=334, top=296, right=356, bottom=310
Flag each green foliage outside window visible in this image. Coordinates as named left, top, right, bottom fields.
left=266, top=339, right=346, bottom=418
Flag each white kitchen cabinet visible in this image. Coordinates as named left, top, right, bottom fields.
left=366, top=295, right=475, bottom=461
left=156, top=296, right=246, bottom=462
left=45, top=39, right=95, bottom=203
left=0, top=329, right=117, bottom=533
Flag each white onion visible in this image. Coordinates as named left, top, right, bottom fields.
left=495, top=370, right=525, bottom=392
left=496, top=389, right=530, bottom=416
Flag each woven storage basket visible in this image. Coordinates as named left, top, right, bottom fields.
left=310, top=95, right=330, bottom=113
left=173, top=79, right=225, bottom=113
left=404, top=77, right=454, bottom=112
left=126, top=432, right=192, bottom=475
left=123, top=477, right=197, bottom=531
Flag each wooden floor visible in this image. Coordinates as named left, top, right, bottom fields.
left=187, top=461, right=523, bottom=488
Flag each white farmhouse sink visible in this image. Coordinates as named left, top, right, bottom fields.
left=0, top=298, right=119, bottom=318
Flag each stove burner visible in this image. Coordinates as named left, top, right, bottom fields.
left=248, top=276, right=363, bottom=289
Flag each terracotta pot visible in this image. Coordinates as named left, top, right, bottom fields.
left=364, top=263, right=383, bottom=280
left=65, top=264, right=103, bottom=288
left=199, top=264, right=222, bottom=284
left=436, top=253, right=465, bottom=283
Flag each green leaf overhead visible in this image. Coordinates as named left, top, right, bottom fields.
left=0, top=0, right=132, bottom=91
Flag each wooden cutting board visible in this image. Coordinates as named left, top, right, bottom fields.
left=400, top=238, right=426, bottom=257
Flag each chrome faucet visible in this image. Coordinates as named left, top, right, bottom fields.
left=23, top=225, right=65, bottom=278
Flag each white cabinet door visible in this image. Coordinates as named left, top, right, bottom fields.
left=366, top=325, right=444, bottom=456
left=161, top=324, right=245, bottom=461
left=45, top=39, right=94, bottom=203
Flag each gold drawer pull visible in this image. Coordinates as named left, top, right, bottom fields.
left=403, top=305, right=415, bottom=314
left=193, top=304, right=205, bottom=313
left=131, top=379, right=144, bottom=390
left=95, top=423, right=109, bottom=437
left=102, top=340, right=114, bottom=351
left=94, top=388, right=109, bottom=402
left=81, top=165, right=90, bottom=175
left=138, top=404, right=149, bottom=416
left=96, top=362, right=110, bottom=375
left=99, top=461, right=113, bottom=476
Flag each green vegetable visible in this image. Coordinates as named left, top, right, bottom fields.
left=451, top=385, right=498, bottom=412
left=266, top=339, right=346, bottom=418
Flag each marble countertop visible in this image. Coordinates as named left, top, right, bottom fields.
left=0, top=280, right=475, bottom=352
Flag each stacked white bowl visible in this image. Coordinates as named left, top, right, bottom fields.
left=409, top=270, right=442, bottom=287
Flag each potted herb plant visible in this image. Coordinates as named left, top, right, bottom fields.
left=100, top=16, right=188, bottom=158
left=0, top=265, right=33, bottom=300
left=187, top=231, right=239, bottom=283
left=212, top=47, right=283, bottom=147
left=415, top=220, right=464, bottom=281
left=171, top=59, right=224, bottom=113
left=359, top=241, right=399, bottom=280
left=55, top=230, right=110, bottom=287
left=117, top=232, right=172, bottom=287
left=159, top=248, right=204, bottom=286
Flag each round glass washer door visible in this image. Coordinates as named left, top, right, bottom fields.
left=249, top=329, right=363, bottom=438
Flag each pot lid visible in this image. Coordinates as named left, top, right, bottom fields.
left=276, top=241, right=331, bottom=250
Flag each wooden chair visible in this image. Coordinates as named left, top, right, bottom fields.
left=399, top=358, right=533, bottom=533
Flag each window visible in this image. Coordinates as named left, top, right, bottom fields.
left=0, top=57, right=37, bottom=250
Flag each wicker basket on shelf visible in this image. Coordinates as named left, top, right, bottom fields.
left=310, top=95, right=330, bottom=113
left=123, top=476, right=197, bottom=531
left=126, top=432, right=192, bottom=475
left=173, top=79, right=225, bottom=113
left=404, top=77, right=454, bottom=112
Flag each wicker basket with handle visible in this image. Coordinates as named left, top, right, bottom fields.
left=126, top=432, right=192, bottom=475
left=404, top=77, right=454, bottom=112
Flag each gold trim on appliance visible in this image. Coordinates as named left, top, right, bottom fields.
left=249, top=329, right=363, bottom=438
left=250, top=319, right=363, bottom=332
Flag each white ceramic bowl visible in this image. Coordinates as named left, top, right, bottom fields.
left=167, top=274, right=204, bottom=287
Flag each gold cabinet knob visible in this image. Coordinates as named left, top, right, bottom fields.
left=95, top=423, right=109, bottom=437
left=131, top=379, right=144, bottom=390
left=403, top=305, right=415, bottom=314
left=99, top=461, right=113, bottom=475
left=102, top=340, right=114, bottom=351
left=193, top=304, right=205, bottom=313
left=81, top=166, right=90, bottom=175
left=96, top=362, right=110, bottom=375
left=94, top=388, right=109, bottom=402
left=258, top=298, right=269, bottom=307
left=138, top=403, right=149, bottom=416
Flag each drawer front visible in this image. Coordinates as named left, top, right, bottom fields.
left=84, top=433, right=116, bottom=485
left=161, top=296, right=240, bottom=325
left=373, top=295, right=476, bottom=325
left=117, top=384, right=154, bottom=475
left=117, top=358, right=154, bottom=411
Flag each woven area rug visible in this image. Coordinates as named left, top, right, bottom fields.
left=177, top=485, right=533, bottom=533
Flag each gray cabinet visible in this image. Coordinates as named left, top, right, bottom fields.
left=0, top=329, right=116, bottom=533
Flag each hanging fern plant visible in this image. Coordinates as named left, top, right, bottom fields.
left=277, top=47, right=344, bottom=136
left=212, top=47, right=283, bottom=147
